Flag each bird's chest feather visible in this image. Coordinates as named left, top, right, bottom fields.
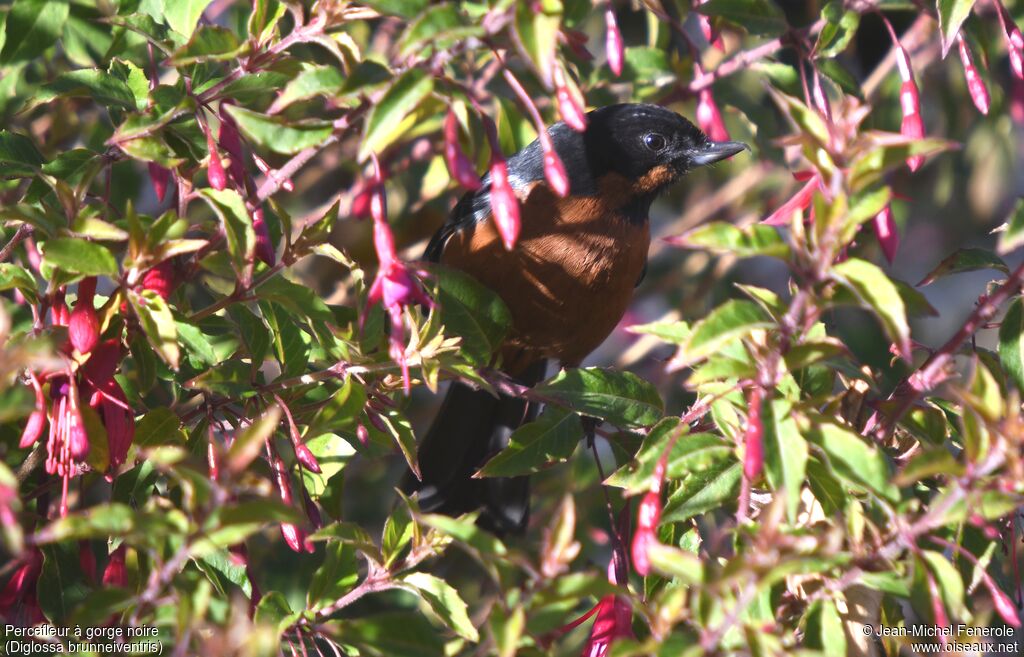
left=440, top=179, right=650, bottom=366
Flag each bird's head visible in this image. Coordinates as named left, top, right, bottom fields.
left=585, top=103, right=748, bottom=194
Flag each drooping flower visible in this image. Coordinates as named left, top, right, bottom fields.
left=873, top=205, right=899, bottom=264
left=543, top=144, right=570, bottom=198
left=0, top=548, right=45, bottom=625
left=205, top=126, right=228, bottom=191
left=444, top=110, right=482, bottom=191
left=884, top=20, right=926, bottom=171
left=605, top=7, right=624, bottom=77
left=489, top=157, right=521, bottom=250
left=102, top=544, right=128, bottom=587
left=997, top=4, right=1024, bottom=80
left=696, top=88, right=730, bottom=142
left=218, top=104, right=247, bottom=188
left=148, top=163, right=171, bottom=203
left=272, top=455, right=313, bottom=554
left=19, top=373, right=47, bottom=449
left=251, top=206, right=275, bottom=266
left=957, top=34, right=990, bottom=115
left=554, top=66, right=587, bottom=132
left=140, top=260, right=178, bottom=301
left=68, top=277, right=99, bottom=355
left=631, top=490, right=661, bottom=577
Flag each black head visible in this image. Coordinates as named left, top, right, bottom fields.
left=584, top=103, right=748, bottom=187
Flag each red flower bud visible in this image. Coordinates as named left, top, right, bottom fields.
left=251, top=206, right=275, bottom=266
left=351, top=182, right=373, bottom=219
left=605, top=7, right=624, bottom=77
left=489, top=158, right=521, bottom=250
left=148, top=163, right=171, bottom=202
left=280, top=523, right=313, bottom=553
left=366, top=410, right=388, bottom=434
left=696, top=89, right=730, bottom=142
left=101, top=544, right=127, bottom=587
left=543, top=147, right=570, bottom=198
left=207, top=437, right=219, bottom=481
left=873, top=205, right=899, bottom=264
left=1010, top=27, right=1024, bottom=80
left=68, top=277, right=99, bottom=354
left=743, top=388, right=764, bottom=481
left=899, top=80, right=925, bottom=171
left=218, top=107, right=247, bottom=187
left=205, top=131, right=227, bottom=191
left=985, top=576, right=1022, bottom=627
left=141, top=260, right=177, bottom=300
left=300, top=483, right=323, bottom=530
left=957, top=35, right=990, bottom=115
left=19, top=410, right=47, bottom=449
left=356, top=424, right=369, bottom=445
left=444, top=110, right=482, bottom=191
left=554, top=66, right=587, bottom=132
left=294, top=443, right=321, bottom=473
left=631, top=490, right=662, bottom=576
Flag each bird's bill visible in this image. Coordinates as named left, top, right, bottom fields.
left=689, top=140, right=749, bottom=167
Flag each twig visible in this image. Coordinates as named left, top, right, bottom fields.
left=0, top=224, right=33, bottom=263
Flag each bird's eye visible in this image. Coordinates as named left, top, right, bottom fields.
left=643, top=133, right=667, bottom=152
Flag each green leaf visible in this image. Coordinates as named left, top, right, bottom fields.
left=850, top=136, right=955, bottom=187
left=669, top=222, right=790, bottom=259
left=127, top=288, right=179, bottom=369
left=168, top=25, right=242, bottom=65
left=919, top=550, right=967, bottom=619
left=224, top=104, right=334, bottom=155
left=163, top=0, right=212, bottom=37
left=803, top=599, right=847, bottom=654
left=271, top=64, right=345, bottom=111
left=0, top=0, right=70, bottom=65
left=997, top=198, right=1024, bottom=254
left=360, top=0, right=429, bottom=17
left=805, top=418, right=898, bottom=501
left=38, top=69, right=137, bottom=109
left=697, top=0, right=786, bottom=36
left=331, top=613, right=446, bottom=657
left=831, top=258, right=911, bottom=360
left=0, top=263, right=39, bottom=303
left=534, top=367, right=663, bottom=428
left=669, top=299, right=773, bottom=369
left=37, top=542, right=91, bottom=623
left=917, top=248, right=1008, bottom=286
left=514, top=0, right=561, bottom=86
left=937, top=0, right=977, bottom=57
left=626, top=318, right=691, bottom=344
left=427, top=264, right=511, bottom=366
left=175, top=320, right=218, bottom=367
left=226, top=407, right=282, bottom=473
left=606, top=420, right=732, bottom=494
left=41, top=237, right=118, bottom=276
left=401, top=572, right=479, bottom=642
left=134, top=408, right=186, bottom=447
left=762, top=400, right=808, bottom=522
left=662, top=460, right=742, bottom=523
left=478, top=408, right=583, bottom=477
left=308, top=541, right=358, bottom=610
left=199, top=188, right=255, bottom=277
left=0, top=130, right=45, bottom=176
left=359, top=69, right=434, bottom=160
left=816, top=2, right=859, bottom=57
left=399, top=4, right=479, bottom=57
left=998, top=298, right=1024, bottom=392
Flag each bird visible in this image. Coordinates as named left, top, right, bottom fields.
left=403, top=103, right=748, bottom=534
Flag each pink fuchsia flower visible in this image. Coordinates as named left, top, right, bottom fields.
left=489, top=157, right=521, bottom=250
left=605, top=7, right=624, bottom=77
left=102, top=544, right=127, bottom=587
left=761, top=173, right=821, bottom=226
left=996, top=4, right=1024, bottom=80
left=956, top=34, right=989, bottom=115
left=554, top=66, right=587, bottom=132
left=80, top=341, right=135, bottom=473
left=276, top=394, right=321, bottom=474
left=883, top=19, right=926, bottom=171
left=68, top=277, right=99, bottom=355
left=873, top=205, right=899, bottom=264
left=696, top=0, right=723, bottom=50
left=0, top=548, right=45, bottom=625
left=251, top=206, right=275, bottom=266
left=696, top=88, right=730, bottom=143
left=444, top=110, right=482, bottom=191
left=19, top=373, right=47, bottom=449
left=148, top=163, right=171, bottom=203
left=272, top=455, right=314, bottom=554
left=742, top=387, right=764, bottom=481
left=140, top=260, right=178, bottom=301
left=630, top=490, right=661, bottom=576
left=542, top=142, right=570, bottom=198
left=218, top=104, right=247, bottom=188
left=205, top=127, right=228, bottom=191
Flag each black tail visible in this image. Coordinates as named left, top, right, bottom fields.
left=403, top=361, right=548, bottom=534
